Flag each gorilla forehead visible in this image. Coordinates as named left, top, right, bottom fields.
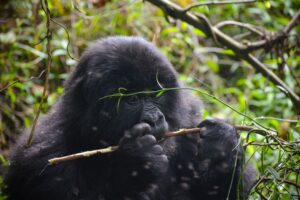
left=82, top=36, right=178, bottom=89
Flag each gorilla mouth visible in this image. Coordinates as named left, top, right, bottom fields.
left=147, top=123, right=169, bottom=140
left=150, top=129, right=164, bottom=140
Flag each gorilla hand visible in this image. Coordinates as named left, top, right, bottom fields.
left=119, top=123, right=169, bottom=175
left=198, top=119, right=239, bottom=173
left=179, top=119, right=243, bottom=199
left=110, top=123, right=169, bottom=198
left=196, top=119, right=240, bottom=174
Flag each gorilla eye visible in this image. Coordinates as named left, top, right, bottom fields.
left=127, top=95, right=139, bottom=104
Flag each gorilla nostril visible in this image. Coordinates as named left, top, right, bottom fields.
left=158, top=114, right=164, bottom=121
left=141, top=112, right=166, bottom=129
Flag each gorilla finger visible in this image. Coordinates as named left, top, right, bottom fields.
left=198, top=118, right=235, bottom=130
left=120, top=123, right=151, bottom=145
left=150, top=144, right=163, bottom=155
left=136, top=135, right=157, bottom=147
left=198, top=119, right=237, bottom=139
left=129, top=123, right=152, bottom=137
left=139, top=193, right=151, bottom=200
left=198, top=118, right=219, bottom=128
left=152, top=154, right=169, bottom=173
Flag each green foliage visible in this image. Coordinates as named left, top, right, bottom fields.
left=0, top=0, right=299, bottom=198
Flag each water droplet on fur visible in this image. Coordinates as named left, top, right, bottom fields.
left=92, top=126, right=98, bottom=131
left=188, top=162, right=194, bottom=170
left=131, top=171, right=138, bottom=177
left=180, top=182, right=190, bottom=191
left=177, top=164, right=182, bottom=169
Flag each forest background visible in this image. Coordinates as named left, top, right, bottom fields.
left=0, top=0, right=300, bottom=199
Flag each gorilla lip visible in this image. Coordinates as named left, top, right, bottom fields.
left=150, top=128, right=167, bottom=140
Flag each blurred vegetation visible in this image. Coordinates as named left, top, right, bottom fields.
left=0, top=0, right=300, bottom=199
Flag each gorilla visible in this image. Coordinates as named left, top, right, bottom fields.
left=5, top=36, right=254, bottom=200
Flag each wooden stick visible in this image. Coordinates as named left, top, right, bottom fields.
left=48, top=146, right=119, bottom=165
left=48, top=126, right=254, bottom=165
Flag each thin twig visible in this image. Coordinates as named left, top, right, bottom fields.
left=50, top=18, right=79, bottom=61
left=245, top=9, right=300, bottom=52
left=99, top=87, right=275, bottom=132
left=254, top=116, right=299, bottom=123
left=49, top=146, right=119, bottom=165
left=283, top=9, right=300, bottom=34
left=0, top=70, right=46, bottom=92
left=27, top=0, right=52, bottom=146
left=215, top=20, right=265, bottom=36
left=182, top=0, right=255, bottom=13
left=48, top=125, right=254, bottom=165
left=258, top=176, right=300, bottom=189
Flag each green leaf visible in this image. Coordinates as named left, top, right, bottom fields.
left=118, top=87, right=127, bottom=94
left=296, top=120, right=300, bottom=128
left=267, top=166, right=280, bottom=180
left=222, top=49, right=235, bottom=56
left=156, top=90, right=165, bottom=97
left=264, top=1, right=271, bottom=9
left=206, top=60, right=219, bottom=73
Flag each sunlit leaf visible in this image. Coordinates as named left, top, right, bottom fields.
left=264, top=1, right=271, bottom=9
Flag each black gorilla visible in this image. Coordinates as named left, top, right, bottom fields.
left=5, top=36, right=254, bottom=200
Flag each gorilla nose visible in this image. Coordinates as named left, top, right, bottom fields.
left=140, top=111, right=168, bottom=139
left=141, top=112, right=164, bottom=128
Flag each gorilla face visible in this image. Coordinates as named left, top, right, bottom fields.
left=65, top=37, right=187, bottom=146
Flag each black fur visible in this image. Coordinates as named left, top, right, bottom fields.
left=5, top=36, right=254, bottom=200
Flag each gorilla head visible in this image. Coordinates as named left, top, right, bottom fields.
left=5, top=36, right=254, bottom=200
left=62, top=36, right=201, bottom=147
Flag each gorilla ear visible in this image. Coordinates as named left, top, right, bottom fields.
left=64, top=72, right=85, bottom=94
left=62, top=61, right=90, bottom=104
left=63, top=54, right=91, bottom=95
